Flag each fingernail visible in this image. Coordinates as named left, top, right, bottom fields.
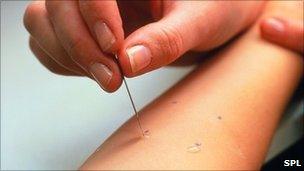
left=94, top=21, right=116, bottom=52
left=265, top=18, right=285, bottom=33
left=126, top=45, right=152, bottom=73
left=90, top=63, right=112, bottom=91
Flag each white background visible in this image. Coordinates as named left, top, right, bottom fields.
left=1, top=1, right=303, bottom=170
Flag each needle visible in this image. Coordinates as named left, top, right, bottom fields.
left=122, top=78, right=145, bottom=136
left=114, top=54, right=145, bottom=136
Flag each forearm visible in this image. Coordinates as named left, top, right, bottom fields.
left=80, top=2, right=303, bottom=170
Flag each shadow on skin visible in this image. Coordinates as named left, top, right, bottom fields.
left=169, top=51, right=205, bottom=66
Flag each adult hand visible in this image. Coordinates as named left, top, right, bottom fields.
left=260, top=17, right=303, bottom=54
left=24, top=1, right=264, bottom=92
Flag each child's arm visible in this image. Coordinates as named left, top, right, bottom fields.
left=80, top=1, right=303, bottom=170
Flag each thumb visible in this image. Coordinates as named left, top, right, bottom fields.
left=118, top=1, right=265, bottom=77
left=117, top=6, right=204, bottom=77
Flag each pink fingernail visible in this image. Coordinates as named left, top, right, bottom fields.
left=265, top=18, right=285, bottom=33
left=94, top=21, right=116, bottom=52
left=90, top=63, right=112, bottom=91
left=126, top=45, right=152, bottom=73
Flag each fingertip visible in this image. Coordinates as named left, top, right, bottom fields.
left=260, top=17, right=303, bottom=53
left=260, top=18, right=285, bottom=39
left=260, top=19, right=270, bottom=40
left=106, top=74, right=122, bottom=92
left=107, top=62, right=123, bottom=92
left=90, top=60, right=123, bottom=93
left=117, top=45, right=134, bottom=78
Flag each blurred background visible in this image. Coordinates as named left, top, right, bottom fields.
left=1, top=1, right=303, bottom=170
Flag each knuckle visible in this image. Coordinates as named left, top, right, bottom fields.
left=66, top=36, right=91, bottom=68
left=156, top=25, right=184, bottom=63
left=66, top=36, right=85, bottom=61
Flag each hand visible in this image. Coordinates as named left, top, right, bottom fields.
left=24, top=1, right=264, bottom=92
left=260, top=17, right=303, bottom=54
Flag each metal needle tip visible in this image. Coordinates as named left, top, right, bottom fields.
left=123, top=78, right=145, bottom=136
left=114, top=54, right=145, bottom=136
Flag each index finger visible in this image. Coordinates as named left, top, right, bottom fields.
left=46, top=0, right=122, bottom=92
left=79, top=0, right=124, bottom=53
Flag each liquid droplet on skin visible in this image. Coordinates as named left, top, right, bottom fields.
left=143, top=129, right=150, bottom=138
left=187, top=142, right=201, bottom=153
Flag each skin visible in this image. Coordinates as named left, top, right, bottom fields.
left=79, top=1, right=303, bottom=170
left=260, top=17, right=304, bottom=54
left=23, top=1, right=265, bottom=92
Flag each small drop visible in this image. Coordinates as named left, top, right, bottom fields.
left=143, top=129, right=150, bottom=138
left=187, top=142, right=201, bottom=153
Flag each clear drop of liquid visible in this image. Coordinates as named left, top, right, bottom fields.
left=143, top=129, right=150, bottom=138
left=187, top=142, right=201, bottom=153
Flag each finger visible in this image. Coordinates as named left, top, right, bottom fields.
left=46, top=0, right=122, bottom=92
left=260, top=17, right=304, bottom=54
left=118, top=1, right=264, bottom=77
left=117, top=2, right=213, bottom=77
left=79, top=0, right=124, bottom=53
left=29, top=37, right=80, bottom=76
left=23, top=1, right=86, bottom=76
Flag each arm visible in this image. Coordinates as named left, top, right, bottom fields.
left=80, top=1, right=303, bottom=170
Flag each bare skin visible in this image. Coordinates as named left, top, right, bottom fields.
left=80, top=2, right=303, bottom=170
